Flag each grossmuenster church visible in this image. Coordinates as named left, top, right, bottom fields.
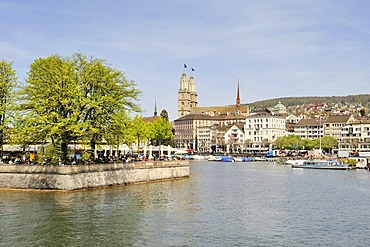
left=174, top=67, right=250, bottom=152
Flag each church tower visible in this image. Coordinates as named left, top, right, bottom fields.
left=235, top=79, right=241, bottom=114
left=154, top=97, right=157, bottom=117
left=188, top=74, right=198, bottom=109
left=178, top=71, right=198, bottom=118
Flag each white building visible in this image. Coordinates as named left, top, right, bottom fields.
left=197, top=126, right=213, bottom=153
left=340, top=120, right=370, bottom=152
left=324, top=114, right=356, bottom=140
left=294, top=118, right=323, bottom=140
left=286, top=113, right=305, bottom=124
left=224, top=123, right=245, bottom=153
left=244, top=112, right=286, bottom=151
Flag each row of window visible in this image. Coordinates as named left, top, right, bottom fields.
left=248, top=118, right=284, bottom=123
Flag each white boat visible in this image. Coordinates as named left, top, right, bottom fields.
left=285, top=159, right=307, bottom=166
left=233, top=157, right=243, bottom=162
left=207, top=156, right=222, bottom=161
left=192, top=155, right=207, bottom=160
left=291, top=160, right=350, bottom=170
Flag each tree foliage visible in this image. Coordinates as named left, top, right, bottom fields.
left=0, top=60, right=17, bottom=153
left=274, top=135, right=338, bottom=152
left=130, top=115, right=150, bottom=146
left=312, top=136, right=338, bottom=152
left=249, top=94, right=370, bottom=110
left=150, top=116, right=173, bottom=146
left=160, top=109, right=169, bottom=121
left=14, top=53, right=141, bottom=163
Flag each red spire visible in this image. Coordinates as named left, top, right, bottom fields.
left=236, top=79, right=241, bottom=106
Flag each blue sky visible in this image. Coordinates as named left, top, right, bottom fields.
left=2, top=0, right=370, bottom=120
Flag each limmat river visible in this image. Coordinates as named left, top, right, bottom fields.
left=1, top=161, right=370, bottom=247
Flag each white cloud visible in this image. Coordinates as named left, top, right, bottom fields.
left=2, top=0, right=370, bottom=120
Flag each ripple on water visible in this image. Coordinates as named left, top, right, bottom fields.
left=1, top=162, right=370, bottom=246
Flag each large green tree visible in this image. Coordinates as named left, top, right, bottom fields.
left=15, top=53, right=141, bottom=164
left=150, top=116, right=173, bottom=146
left=131, top=115, right=150, bottom=148
left=274, top=135, right=303, bottom=150
left=73, top=53, right=141, bottom=158
left=313, top=136, right=338, bottom=153
left=0, top=60, right=17, bottom=155
left=15, top=55, right=86, bottom=163
left=274, top=135, right=338, bottom=152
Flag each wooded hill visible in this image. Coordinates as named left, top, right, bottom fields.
left=247, top=94, right=370, bottom=110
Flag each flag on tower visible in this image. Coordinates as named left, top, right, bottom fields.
left=191, top=67, right=195, bottom=71
left=184, top=63, right=188, bottom=69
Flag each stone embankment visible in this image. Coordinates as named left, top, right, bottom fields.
left=0, top=160, right=190, bottom=191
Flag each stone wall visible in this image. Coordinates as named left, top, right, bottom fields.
left=0, top=160, right=190, bottom=191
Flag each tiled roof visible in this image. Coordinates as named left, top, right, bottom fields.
left=191, top=104, right=249, bottom=115
left=143, top=116, right=158, bottom=123
left=325, top=115, right=352, bottom=123
left=174, top=114, right=214, bottom=121
left=175, top=113, right=247, bottom=122
left=232, top=122, right=245, bottom=131
left=296, top=119, right=320, bottom=126
left=213, top=113, right=247, bottom=120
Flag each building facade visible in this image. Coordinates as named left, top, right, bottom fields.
left=175, top=71, right=250, bottom=152
left=293, top=118, right=324, bottom=140
left=324, top=114, right=356, bottom=140
left=244, top=112, right=286, bottom=150
left=340, top=120, right=370, bottom=151
left=224, top=123, right=245, bottom=153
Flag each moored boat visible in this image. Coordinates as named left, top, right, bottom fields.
left=207, top=155, right=222, bottom=161
left=291, top=159, right=350, bottom=170
left=285, top=159, right=308, bottom=166
left=221, top=156, right=234, bottom=162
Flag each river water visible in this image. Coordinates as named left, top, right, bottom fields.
left=1, top=161, right=370, bottom=247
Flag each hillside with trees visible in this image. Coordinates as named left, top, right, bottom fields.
left=247, top=94, right=370, bottom=110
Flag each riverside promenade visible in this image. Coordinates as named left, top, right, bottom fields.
left=0, top=160, right=190, bottom=191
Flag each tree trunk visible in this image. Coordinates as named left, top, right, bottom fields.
left=90, top=140, right=96, bottom=161
left=61, top=141, right=68, bottom=164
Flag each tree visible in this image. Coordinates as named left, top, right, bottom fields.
left=360, top=108, right=366, bottom=117
left=103, top=111, right=132, bottom=157
left=160, top=109, right=169, bottom=121
left=16, top=55, right=86, bottom=163
left=130, top=115, right=150, bottom=148
left=150, top=116, right=173, bottom=146
left=73, top=53, right=141, bottom=159
left=0, top=60, right=17, bottom=156
left=15, top=53, right=141, bottom=164
left=302, top=138, right=313, bottom=150
left=274, top=135, right=302, bottom=150
left=313, top=136, right=338, bottom=153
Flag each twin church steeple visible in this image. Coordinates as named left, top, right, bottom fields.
left=177, top=65, right=242, bottom=118
left=177, top=71, right=198, bottom=118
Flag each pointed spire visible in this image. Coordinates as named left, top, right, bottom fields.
left=235, top=79, right=241, bottom=114
left=236, top=79, right=241, bottom=106
left=154, top=97, right=157, bottom=117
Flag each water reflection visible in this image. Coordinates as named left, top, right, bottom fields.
left=1, top=162, right=370, bottom=246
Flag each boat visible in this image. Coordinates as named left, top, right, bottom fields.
left=221, top=156, right=234, bottom=162
left=233, top=157, right=243, bottom=162
left=207, top=156, right=222, bottom=161
left=285, top=159, right=308, bottom=166
left=291, top=159, right=350, bottom=170
left=241, top=157, right=252, bottom=162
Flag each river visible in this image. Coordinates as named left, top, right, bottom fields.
left=1, top=161, right=370, bottom=246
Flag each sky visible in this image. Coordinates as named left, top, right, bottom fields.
left=2, top=0, right=370, bottom=120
